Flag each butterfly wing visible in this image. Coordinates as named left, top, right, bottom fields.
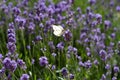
left=52, top=25, right=64, bottom=36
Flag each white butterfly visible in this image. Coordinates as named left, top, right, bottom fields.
left=52, top=25, right=65, bottom=37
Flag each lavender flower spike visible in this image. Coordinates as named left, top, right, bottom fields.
left=20, top=74, right=30, bottom=80
left=7, top=22, right=16, bottom=54
left=39, top=56, right=48, bottom=66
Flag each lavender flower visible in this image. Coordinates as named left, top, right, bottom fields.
left=79, top=61, right=85, bottom=67
left=112, top=77, right=117, bottom=80
left=12, top=7, right=21, bottom=16
left=105, top=64, right=110, bottom=70
left=20, top=74, right=30, bottom=80
left=100, top=74, right=106, bottom=80
left=68, top=0, right=74, bottom=4
left=116, top=6, right=120, bottom=12
left=63, top=29, right=72, bottom=41
left=51, top=53, right=57, bottom=57
left=88, top=0, right=96, bottom=5
left=61, top=67, right=68, bottom=76
left=56, top=42, right=64, bottom=50
left=9, top=60, right=17, bottom=72
left=69, top=73, right=74, bottom=79
left=93, top=59, right=99, bottom=65
left=113, top=66, right=119, bottom=73
left=3, top=57, right=11, bottom=69
left=27, top=45, right=31, bottom=50
left=7, top=22, right=16, bottom=54
left=104, top=20, right=111, bottom=30
left=95, top=14, right=102, bottom=24
left=0, top=54, right=3, bottom=60
left=51, top=65, right=56, bottom=70
left=109, top=1, right=114, bottom=7
left=32, top=59, right=35, bottom=64
left=67, top=46, right=78, bottom=55
left=34, top=35, right=43, bottom=42
left=99, top=49, right=107, bottom=61
left=84, top=60, right=92, bottom=69
left=110, top=33, right=115, bottom=39
left=0, top=67, right=5, bottom=78
left=15, top=16, right=26, bottom=29
left=8, top=73, right=12, bottom=80
left=39, top=56, right=48, bottom=66
left=3, top=57, right=17, bottom=72
left=28, top=22, right=35, bottom=33
left=48, top=41, right=55, bottom=50
left=17, top=59, right=27, bottom=70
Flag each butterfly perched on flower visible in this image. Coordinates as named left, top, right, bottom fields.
left=52, top=25, right=65, bottom=37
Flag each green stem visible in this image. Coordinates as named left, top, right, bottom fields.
left=21, top=30, right=27, bottom=56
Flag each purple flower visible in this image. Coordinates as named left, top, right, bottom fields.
left=69, top=73, right=74, bottom=79
left=47, top=6, right=55, bottom=16
left=96, top=41, right=105, bottom=49
left=116, top=6, right=120, bottom=12
left=105, top=64, right=110, bottom=70
left=91, top=21, right=98, bottom=27
left=17, top=59, right=27, bottom=70
left=110, top=33, right=115, bottom=39
left=8, top=73, right=12, bottom=80
left=63, top=29, right=72, bottom=41
left=27, top=45, right=31, bottom=50
left=113, top=66, right=119, bottom=73
left=51, top=53, right=57, bottom=57
left=48, top=41, right=55, bottom=50
left=87, top=52, right=91, bottom=57
left=88, top=0, right=96, bottom=5
left=67, top=46, right=78, bottom=55
left=84, top=60, right=92, bottom=69
left=32, top=59, right=35, bottom=64
left=39, top=23, right=44, bottom=28
left=7, top=22, right=16, bottom=54
left=68, top=46, right=73, bottom=52
left=12, top=7, right=21, bottom=16
left=39, top=56, right=48, bottom=66
left=0, top=67, right=5, bottom=77
left=109, top=1, right=114, bottom=7
left=20, top=74, right=30, bottom=80
left=35, top=35, right=43, bottom=42
left=56, top=42, right=64, bottom=50
left=51, top=65, right=56, bottom=70
left=28, top=22, right=35, bottom=33
left=112, top=77, right=117, bottom=80
left=3, top=57, right=17, bottom=72
left=79, top=61, right=85, bottom=67
left=61, top=67, right=68, bottom=76
left=101, top=74, right=106, bottom=80
left=80, top=32, right=87, bottom=40
left=73, top=47, right=78, bottom=54
left=99, top=49, right=107, bottom=61
left=76, top=7, right=81, bottom=13
left=0, top=54, right=3, bottom=60
left=3, top=57, right=11, bottom=69
left=104, top=20, right=111, bottom=30
left=9, top=60, right=17, bottom=72
left=69, top=74, right=74, bottom=80
left=68, top=0, right=74, bottom=4
left=95, top=14, right=102, bottom=24
left=92, top=34, right=101, bottom=42
left=93, top=59, right=99, bottom=65
left=7, top=42, right=16, bottom=54
left=15, top=16, right=26, bottom=29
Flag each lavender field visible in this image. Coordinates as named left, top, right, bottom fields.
left=0, top=0, right=120, bottom=80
